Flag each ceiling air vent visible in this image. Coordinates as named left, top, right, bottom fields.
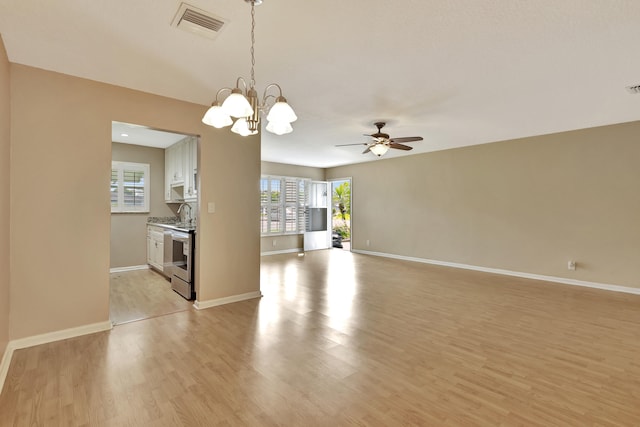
left=625, top=84, right=640, bottom=94
left=171, top=3, right=227, bottom=40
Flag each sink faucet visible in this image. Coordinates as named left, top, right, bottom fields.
left=177, top=203, right=193, bottom=224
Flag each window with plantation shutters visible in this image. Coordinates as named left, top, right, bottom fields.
left=260, top=175, right=309, bottom=235
left=111, top=161, right=150, bottom=213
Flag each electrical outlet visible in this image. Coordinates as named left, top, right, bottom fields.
left=366, top=239, right=370, bottom=247
left=568, top=260, right=576, bottom=271
left=272, top=240, right=277, bottom=247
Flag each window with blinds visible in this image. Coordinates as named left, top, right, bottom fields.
left=111, top=161, right=150, bottom=213
left=260, top=176, right=309, bottom=235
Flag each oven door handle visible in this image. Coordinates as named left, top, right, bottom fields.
left=172, top=232, right=190, bottom=243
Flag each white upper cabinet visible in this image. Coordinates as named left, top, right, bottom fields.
left=165, top=136, right=198, bottom=203
left=184, top=137, right=198, bottom=201
left=165, top=146, right=173, bottom=202
left=169, top=143, right=185, bottom=185
left=165, top=144, right=180, bottom=202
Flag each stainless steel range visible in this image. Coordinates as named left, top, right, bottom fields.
left=164, top=229, right=195, bottom=300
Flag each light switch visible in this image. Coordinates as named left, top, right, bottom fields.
left=208, top=202, right=215, bottom=213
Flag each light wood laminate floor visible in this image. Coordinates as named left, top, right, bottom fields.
left=109, top=269, right=192, bottom=325
left=2, top=250, right=640, bottom=425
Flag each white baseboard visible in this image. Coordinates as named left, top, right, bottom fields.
left=194, top=291, right=263, bottom=310
left=9, top=321, right=113, bottom=351
left=353, top=250, right=640, bottom=296
left=0, top=320, right=113, bottom=394
left=110, top=265, right=149, bottom=273
left=0, top=343, right=13, bottom=396
left=261, top=248, right=303, bottom=256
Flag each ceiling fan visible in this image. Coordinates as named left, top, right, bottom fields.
left=336, top=122, right=423, bottom=157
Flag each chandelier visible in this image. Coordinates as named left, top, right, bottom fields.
left=201, top=0, right=297, bottom=136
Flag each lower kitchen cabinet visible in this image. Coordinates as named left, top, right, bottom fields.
left=147, top=225, right=164, bottom=272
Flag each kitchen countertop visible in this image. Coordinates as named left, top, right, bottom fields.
left=147, top=222, right=196, bottom=233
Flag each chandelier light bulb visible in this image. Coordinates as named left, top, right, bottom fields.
left=266, top=120, right=293, bottom=135
left=222, top=89, right=254, bottom=118
left=201, top=103, right=233, bottom=128
left=266, top=97, right=297, bottom=124
left=231, top=118, right=258, bottom=137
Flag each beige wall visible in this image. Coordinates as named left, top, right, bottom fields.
left=9, top=64, right=260, bottom=340
left=110, top=142, right=177, bottom=268
left=0, top=36, right=10, bottom=361
left=261, top=234, right=304, bottom=254
left=261, top=161, right=325, bottom=181
left=198, top=131, right=260, bottom=301
left=260, top=161, right=325, bottom=253
left=327, top=121, right=640, bottom=288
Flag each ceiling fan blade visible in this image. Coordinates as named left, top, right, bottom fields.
left=362, top=146, right=372, bottom=154
left=335, top=143, right=368, bottom=147
left=388, top=136, right=423, bottom=143
left=389, top=143, right=413, bottom=151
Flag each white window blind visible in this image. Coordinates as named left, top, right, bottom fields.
left=260, top=176, right=309, bottom=235
left=111, top=161, right=150, bottom=213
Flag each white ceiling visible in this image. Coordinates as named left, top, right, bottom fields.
left=1, top=0, right=640, bottom=168
left=112, top=121, right=190, bottom=148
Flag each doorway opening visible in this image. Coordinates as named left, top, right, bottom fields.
left=303, top=181, right=331, bottom=251
left=109, top=121, right=197, bottom=325
left=330, top=178, right=352, bottom=251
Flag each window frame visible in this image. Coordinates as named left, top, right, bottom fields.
left=111, top=161, right=150, bottom=213
left=260, top=175, right=309, bottom=236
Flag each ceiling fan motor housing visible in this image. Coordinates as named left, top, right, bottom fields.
left=373, top=121, right=389, bottom=139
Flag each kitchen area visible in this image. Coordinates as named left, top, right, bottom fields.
left=147, top=217, right=195, bottom=300
left=110, top=122, right=199, bottom=325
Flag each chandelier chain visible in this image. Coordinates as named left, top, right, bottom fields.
left=250, top=1, right=256, bottom=89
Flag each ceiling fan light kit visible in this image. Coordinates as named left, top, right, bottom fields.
left=201, top=0, right=296, bottom=136
left=369, top=144, right=389, bottom=157
left=336, top=122, right=423, bottom=158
